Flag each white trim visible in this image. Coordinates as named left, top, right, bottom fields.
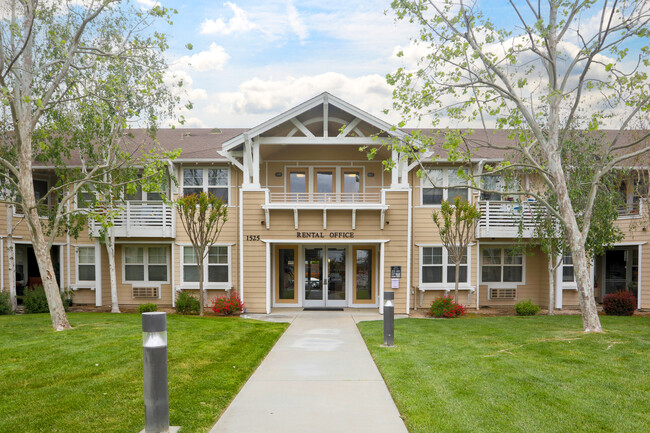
left=406, top=186, right=412, bottom=314
left=221, top=92, right=407, bottom=152
left=171, top=241, right=176, bottom=308
left=239, top=186, right=244, bottom=302
left=476, top=240, right=480, bottom=309
left=419, top=245, right=473, bottom=289
left=180, top=165, right=230, bottom=203
left=379, top=242, right=385, bottom=314
left=261, top=239, right=390, bottom=244
left=0, top=238, right=4, bottom=294
left=638, top=245, right=643, bottom=310
left=179, top=244, right=232, bottom=290
left=480, top=246, right=527, bottom=297
left=121, top=245, right=171, bottom=285
left=419, top=167, right=469, bottom=207
left=95, top=240, right=102, bottom=306
left=266, top=242, right=271, bottom=314
left=74, top=245, right=97, bottom=289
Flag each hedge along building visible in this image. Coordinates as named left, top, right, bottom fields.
left=1, top=92, right=649, bottom=313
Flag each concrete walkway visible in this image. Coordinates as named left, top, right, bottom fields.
left=209, top=311, right=409, bottom=433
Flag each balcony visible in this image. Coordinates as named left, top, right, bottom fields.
left=476, top=200, right=544, bottom=238
left=262, top=191, right=389, bottom=230
left=617, top=201, right=642, bottom=218
left=89, top=201, right=175, bottom=238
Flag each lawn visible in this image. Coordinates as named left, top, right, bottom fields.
left=0, top=313, right=287, bottom=433
left=358, top=315, right=650, bottom=433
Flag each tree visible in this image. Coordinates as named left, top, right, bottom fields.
left=0, top=1, right=180, bottom=329
left=176, top=192, right=228, bottom=316
left=432, top=196, right=481, bottom=304
left=389, top=0, right=650, bottom=332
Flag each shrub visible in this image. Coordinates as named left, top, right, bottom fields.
left=138, top=303, right=158, bottom=313
left=212, top=291, right=244, bottom=315
left=24, top=286, right=49, bottom=313
left=0, top=291, right=13, bottom=315
left=515, top=299, right=540, bottom=316
left=175, top=291, right=200, bottom=315
left=428, top=295, right=466, bottom=318
left=603, top=291, right=636, bottom=316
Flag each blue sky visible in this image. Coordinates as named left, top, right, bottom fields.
left=140, top=0, right=649, bottom=130
left=143, top=0, right=417, bottom=128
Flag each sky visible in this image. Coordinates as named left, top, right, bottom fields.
left=142, top=0, right=419, bottom=128
left=135, top=0, right=649, bottom=130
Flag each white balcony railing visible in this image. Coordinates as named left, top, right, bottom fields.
left=269, top=192, right=382, bottom=205
left=617, top=201, right=642, bottom=218
left=89, top=201, right=175, bottom=238
left=477, top=200, right=544, bottom=238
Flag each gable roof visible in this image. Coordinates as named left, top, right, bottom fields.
left=220, top=92, right=408, bottom=152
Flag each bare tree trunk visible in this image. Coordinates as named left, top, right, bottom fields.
left=106, top=230, right=120, bottom=313
left=545, top=5, right=601, bottom=333
left=197, top=249, right=205, bottom=316
left=6, top=207, right=17, bottom=311
left=547, top=253, right=555, bottom=316
left=454, top=261, right=460, bottom=304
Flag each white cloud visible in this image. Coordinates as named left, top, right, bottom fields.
left=176, top=43, right=230, bottom=72
left=134, top=0, right=159, bottom=8
left=204, top=72, right=395, bottom=126
left=200, top=2, right=257, bottom=35
left=285, top=3, right=308, bottom=44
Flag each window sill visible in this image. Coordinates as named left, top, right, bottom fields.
left=419, top=285, right=474, bottom=291
left=71, top=284, right=95, bottom=291
left=176, top=283, right=231, bottom=291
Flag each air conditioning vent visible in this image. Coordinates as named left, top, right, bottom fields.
left=489, top=288, right=516, bottom=299
left=133, top=287, right=159, bottom=298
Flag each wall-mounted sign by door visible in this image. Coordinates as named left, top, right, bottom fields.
left=390, top=266, right=401, bottom=279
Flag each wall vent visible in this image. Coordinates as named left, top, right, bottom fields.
left=133, top=287, right=159, bottom=298
left=489, top=288, right=516, bottom=299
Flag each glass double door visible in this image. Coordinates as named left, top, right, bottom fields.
left=303, top=247, right=347, bottom=307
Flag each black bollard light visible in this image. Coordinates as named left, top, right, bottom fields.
left=383, top=291, right=394, bottom=346
left=142, top=312, right=169, bottom=433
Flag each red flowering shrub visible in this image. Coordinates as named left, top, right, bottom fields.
left=603, top=291, right=636, bottom=316
left=211, top=291, right=244, bottom=315
left=429, top=295, right=467, bottom=318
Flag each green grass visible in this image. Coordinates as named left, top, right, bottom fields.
left=0, top=313, right=287, bottom=433
left=358, top=315, right=650, bottom=433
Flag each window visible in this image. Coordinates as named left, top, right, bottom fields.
left=562, top=252, right=574, bottom=282
left=33, top=179, right=49, bottom=203
left=182, top=246, right=229, bottom=284
left=182, top=168, right=228, bottom=203
left=422, top=168, right=467, bottom=205
left=481, top=248, right=524, bottom=283
left=123, top=246, right=169, bottom=283
left=77, top=247, right=96, bottom=282
left=481, top=175, right=502, bottom=201
left=421, top=246, right=469, bottom=285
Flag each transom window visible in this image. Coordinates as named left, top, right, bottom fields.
left=481, top=248, right=524, bottom=283
left=123, top=246, right=169, bottom=283
left=182, top=246, right=229, bottom=284
left=77, top=247, right=95, bottom=282
left=422, top=168, right=468, bottom=205
left=183, top=168, right=228, bottom=203
left=421, top=246, right=468, bottom=284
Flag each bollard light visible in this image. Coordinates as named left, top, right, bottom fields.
left=142, top=312, right=169, bottom=433
left=383, top=291, right=394, bottom=347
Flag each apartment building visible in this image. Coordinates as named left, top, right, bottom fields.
left=1, top=92, right=648, bottom=313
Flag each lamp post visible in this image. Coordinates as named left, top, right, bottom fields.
left=383, top=291, right=394, bottom=346
left=142, top=312, right=169, bottom=433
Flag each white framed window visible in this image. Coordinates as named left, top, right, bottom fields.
left=181, top=245, right=230, bottom=286
left=76, top=246, right=96, bottom=282
left=125, top=174, right=168, bottom=202
left=480, top=247, right=525, bottom=284
left=421, top=168, right=468, bottom=206
left=122, top=246, right=169, bottom=283
left=182, top=167, right=229, bottom=203
left=420, top=246, right=471, bottom=286
left=562, top=252, right=575, bottom=283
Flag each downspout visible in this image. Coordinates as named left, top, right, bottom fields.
left=239, top=173, right=244, bottom=306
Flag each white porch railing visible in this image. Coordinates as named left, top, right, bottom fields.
left=89, top=201, right=175, bottom=238
left=617, top=201, right=642, bottom=218
left=269, top=192, right=382, bottom=204
left=477, top=200, right=544, bottom=238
